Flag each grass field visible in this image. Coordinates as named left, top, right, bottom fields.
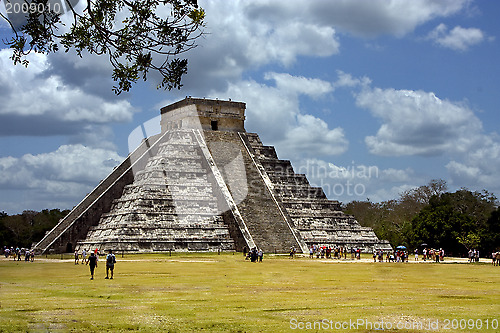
left=0, top=253, right=499, bottom=332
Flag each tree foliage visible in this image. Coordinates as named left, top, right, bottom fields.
left=0, top=209, right=70, bottom=248
left=345, top=179, right=447, bottom=248
left=483, top=207, right=500, bottom=252
left=457, top=233, right=481, bottom=251
left=345, top=180, right=500, bottom=256
left=1, top=0, right=205, bottom=94
left=0, top=211, right=15, bottom=248
left=409, top=189, right=497, bottom=255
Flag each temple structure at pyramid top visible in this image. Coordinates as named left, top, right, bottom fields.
left=160, top=98, right=246, bottom=132
left=35, top=97, right=391, bottom=254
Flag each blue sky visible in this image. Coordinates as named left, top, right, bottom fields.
left=0, top=0, right=499, bottom=214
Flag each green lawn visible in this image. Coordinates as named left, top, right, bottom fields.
left=0, top=253, right=498, bottom=332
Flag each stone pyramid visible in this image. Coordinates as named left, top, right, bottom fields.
left=35, top=98, right=390, bottom=254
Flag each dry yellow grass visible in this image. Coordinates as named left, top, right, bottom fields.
left=0, top=253, right=498, bottom=332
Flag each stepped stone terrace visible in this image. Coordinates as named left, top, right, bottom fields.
left=35, top=98, right=391, bottom=254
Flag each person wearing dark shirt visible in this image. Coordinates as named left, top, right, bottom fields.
left=88, top=252, right=98, bottom=280
left=105, top=250, right=116, bottom=279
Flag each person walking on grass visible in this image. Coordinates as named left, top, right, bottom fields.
left=82, top=248, right=87, bottom=265
left=88, top=252, right=98, bottom=280
left=105, top=249, right=116, bottom=279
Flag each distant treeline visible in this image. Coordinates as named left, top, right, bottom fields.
left=0, top=209, right=70, bottom=249
left=345, top=180, right=500, bottom=257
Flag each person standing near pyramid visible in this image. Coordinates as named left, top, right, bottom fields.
left=105, top=250, right=116, bottom=279
left=88, top=252, right=98, bottom=280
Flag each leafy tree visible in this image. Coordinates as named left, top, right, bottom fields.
left=482, top=206, right=500, bottom=252
left=346, top=180, right=499, bottom=256
left=0, top=209, right=69, bottom=248
left=1, top=0, right=205, bottom=94
left=345, top=180, right=448, bottom=248
left=399, top=179, right=447, bottom=214
left=0, top=212, right=16, bottom=249
left=3, top=213, right=32, bottom=247
left=457, top=233, right=481, bottom=251
left=409, top=189, right=497, bottom=256
left=343, top=200, right=379, bottom=229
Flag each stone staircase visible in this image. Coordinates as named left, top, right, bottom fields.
left=203, top=131, right=305, bottom=253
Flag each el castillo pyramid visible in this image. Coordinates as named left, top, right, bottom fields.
left=35, top=98, right=390, bottom=254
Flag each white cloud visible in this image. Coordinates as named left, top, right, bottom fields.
left=334, top=70, right=371, bottom=89
left=264, top=72, right=334, bottom=98
left=427, top=24, right=485, bottom=51
left=283, top=115, right=348, bottom=156
left=446, top=134, right=500, bottom=189
left=0, top=145, right=124, bottom=212
left=380, top=168, right=413, bottom=183
left=181, top=0, right=471, bottom=94
left=0, top=145, right=123, bottom=188
left=223, top=1, right=341, bottom=67
left=368, top=184, right=418, bottom=204
left=446, top=161, right=480, bottom=181
left=176, top=0, right=342, bottom=94
left=68, top=125, right=118, bottom=150
left=356, top=87, right=483, bottom=156
left=342, top=71, right=500, bottom=196
left=0, top=49, right=136, bottom=127
left=243, top=0, right=470, bottom=37
left=213, top=73, right=347, bottom=159
left=293, top=158, right=418, bottom=203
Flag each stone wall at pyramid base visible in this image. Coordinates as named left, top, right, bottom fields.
left=78, top=240, right=235, bottom=252
left=300, top=228, right=392, bottom=252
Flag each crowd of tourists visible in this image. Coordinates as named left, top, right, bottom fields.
left=244, top=247, right=264, bottom=262
left=468, top=249, right=480, bottom=263
left=308, top=245, right=357, bottom=259
left=300, top=245, right=451, bottom=263
left=2, top=246, right=35, bottom=262
left=1, top=246, right=117, bottom=280
left=415, top=248, right=445, bottom=262
left=372, top=248, right=446, bottom=262
left=74, top=248, right=98, bottom=265
left=306, top=245, right=413, bottom=262
left=73, top=248, right=116, bottom=279
left=372, top=249, right=410, bottom=262
left=4, top=244, right=500, bottom=272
